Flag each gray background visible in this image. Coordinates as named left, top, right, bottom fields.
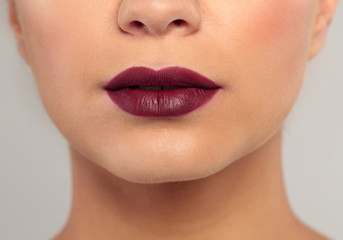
left=1, top=1, right=342, bottom=240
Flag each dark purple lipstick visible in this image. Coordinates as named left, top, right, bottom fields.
left=104, top=66, right=221, bottom=117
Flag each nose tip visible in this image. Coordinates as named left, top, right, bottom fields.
left=117, top=0, right=201, bottom=36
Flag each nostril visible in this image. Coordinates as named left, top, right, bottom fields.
left=172, top=19, right=187, bottom=27
left=130, top=20, right=144, bottom=29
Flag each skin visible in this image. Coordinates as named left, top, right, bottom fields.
left=7, top=0, right=339, bottom=239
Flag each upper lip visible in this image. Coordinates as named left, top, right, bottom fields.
left=104, top=66, right=222, bottom=91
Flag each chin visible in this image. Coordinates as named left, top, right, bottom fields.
left=110, top=164, right=224, bottom=184
left=96, top=147, right=231, bottom=184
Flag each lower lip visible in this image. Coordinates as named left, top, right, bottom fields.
left=106, top=87, right=220, bottom=117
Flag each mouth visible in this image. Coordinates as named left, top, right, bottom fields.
left=104, top=66, right=222, bottom=117
left=126, top=85, right=187, bottom=90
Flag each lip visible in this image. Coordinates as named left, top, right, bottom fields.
left=104, top=66, right=222, bottom=117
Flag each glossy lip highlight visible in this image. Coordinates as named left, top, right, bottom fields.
left=104, top=66, right=222, bottom=117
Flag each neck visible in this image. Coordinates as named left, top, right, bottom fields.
left=55, top=130, right=303, bottom=240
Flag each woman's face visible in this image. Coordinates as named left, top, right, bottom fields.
left=10, top=0, right=321, bottom=183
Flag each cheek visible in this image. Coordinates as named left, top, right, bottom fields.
left=16, top=1, right=106, bottom=124
left=236, top=0, right=313, bottom=96
left=232, top=0, right=314, bottom=93
left=245, top=1, right=313, bottom=94
left=239, top=0, right=313, bottom=46
left=237, top=1, right=314, bottom=135
left=17, top=1, right=75, bottom=89
left=200, top=0, right=315, bottom=145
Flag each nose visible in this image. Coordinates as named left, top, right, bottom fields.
left=117, top=0, right=201, bottom=36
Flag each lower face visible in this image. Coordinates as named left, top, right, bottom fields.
left=15, top=0, right=315, bottom=183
